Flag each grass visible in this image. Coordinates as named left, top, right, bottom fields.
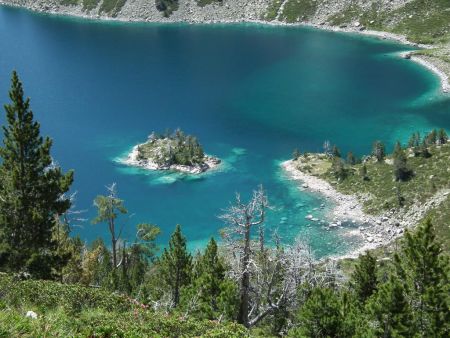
left=100, top=0, right=127, bottom=17
left=279, top=0, right=317, bottom=23
left=82, top=0, right=100, bottom=11
left=196, top=0, right=222, bottom=8
left=60, top=0, right=79, bottom=5
left=263, top=0, right=283, bottom=21
left=0, top=274, right=247, bottom=337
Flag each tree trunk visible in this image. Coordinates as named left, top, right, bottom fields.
left=238, top=222, right=251, bottom=327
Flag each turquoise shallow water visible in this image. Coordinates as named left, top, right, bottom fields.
left=0, top=6, right=449, bottom=257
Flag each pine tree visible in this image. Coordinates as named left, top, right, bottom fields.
left=332, top=145, right=341, bottom=158
left=351, top=251, right=378, bottom=304
left=332, top=158, right=347, bottom=181
left=392, top=141, right=410, bottom=182
left=292, top=148, right=301, bottom=161
left=437, top=128, right=448, bottom=145
left=346, top=151, right=356, bottom=165
left=159, top=224, right=192, bottom=307
left=360, top=163, right=369, bottom=181
left=425, top=129, right=437, bottom=146
left=393, top=220, right=449, bottom=336
left=372, top=141, right=385, bottom=162
left=367, top=276, right=414, bottom=337
left=92, top=183, right=127, bottom=269
left=182, top=238, right=238, bottom=320
left=294, top=287, right=343, bottom=337
left=0, top=71, right=74, bottom=278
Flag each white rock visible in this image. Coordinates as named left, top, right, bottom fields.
left=26, top=311, right=38, bottom=319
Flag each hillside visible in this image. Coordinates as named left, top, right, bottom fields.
left=0, top=274, right=247, bottom=337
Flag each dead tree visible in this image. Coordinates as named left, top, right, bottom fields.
left=219, top=185, right=269, bottom=327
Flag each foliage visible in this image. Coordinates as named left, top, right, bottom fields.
left=158, top=225, right=193, bottom=307
left=138, top=129, right=206, bottom=166
left=196, top=0, right=222, bottom=8
left=82, top=0, right=100, bottom=11
left=0, top=275, right=247, bottom=337
left=0, top=71, right=74, bottom=279
left=372, top=140, right=385, bottom=162
left=99, top=0, right=127, bottom=17
left=155, top=0, right=179, bottom=17
left=350, top=251, right=378, bottom=304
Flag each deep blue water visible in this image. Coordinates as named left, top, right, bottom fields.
left=0, top=6, right=449, bottom=257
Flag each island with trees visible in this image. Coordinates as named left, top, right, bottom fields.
left=123, top=129, right=221, bottom=174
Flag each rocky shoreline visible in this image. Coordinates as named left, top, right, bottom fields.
left=282, top=159, right=450, bottom=259
left=123, top=144, right=221, bottom=174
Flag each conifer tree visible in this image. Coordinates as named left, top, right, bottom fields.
left=182, top=237, right=238, bottom=320
left=360, top=163, right=369, bottom=181
left=437, top=128, right=448, bottom=145
left=159, top=224, right=192, bottom=307
left=294, top=287, right=343, bottom=337
left=367, top=276, right=414, bottom=337
left=346, top=151, right=356, bottom=165
left=392, top=141, right=410, bottom=181
left=332, top=145, right=341, bottom=158
left=393, top=220, right=449, bottom=336
left=292, top=148, right=301, bottom=161
left=350, top=251, right=378, bottom=304
left=92, top=183, right=127, bottom=269
left=0, top=71, right=74, bottom=278
left=372, top=141, right=385, bottom=162
left=425, top=129, right=437, bottom=145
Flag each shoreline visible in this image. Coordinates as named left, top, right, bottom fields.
left=282, top=159, right=450, bottom=260
left=281, top=160, right=400, bottom=259
left=0, top=3, right=449, bottom=93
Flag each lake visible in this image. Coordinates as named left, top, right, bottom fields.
left=0, top=5, right=449, bottom=257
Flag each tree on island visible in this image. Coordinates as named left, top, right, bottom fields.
left=292, top=148, right=301, bottom=160
left=138, top=129, right=207, bottom=167
left=0, top=71, right=74, bottom=279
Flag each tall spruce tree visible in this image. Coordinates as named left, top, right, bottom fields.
left=367, top=276, right=414, bottom=337
left=394, top=219, right=449, bottom=336
left=392, top=141, right=410, bottom=182
left=350, top=251, right=378, bottom=304
left=0, top=71, right=74, bottom=278
left=159, top=224, right=192, bottom=307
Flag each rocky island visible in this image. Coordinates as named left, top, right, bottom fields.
left=123, top=129, right=221, bottom=174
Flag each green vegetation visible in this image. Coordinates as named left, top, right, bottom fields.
left=60, top=0, right=79, bottom=5
left=82, top=0, right=100, bottom=11
left=155, top=0, right=179, bottom=17
left=293, top=129, right=450, bottom=249
left=263, top=0, right=283, bottom=21
left=0, top=275, right=245, bottom=337
left=196, top=0, right=222, bottom=8
left=137, top=129, right=207, bottom=166
left=279, top=0, right=317, bottom=23
left=99, top=0, right=127, bottom=17
left=0, top=71, right=74, bottom=280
